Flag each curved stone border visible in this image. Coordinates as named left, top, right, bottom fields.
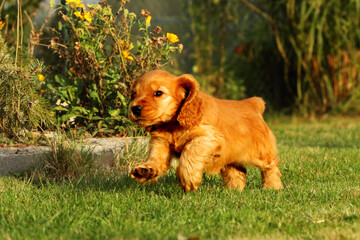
left=0, top=137, right=149, bottom=176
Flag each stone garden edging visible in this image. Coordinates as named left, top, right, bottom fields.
left=0, top=137, right=149, bottom=176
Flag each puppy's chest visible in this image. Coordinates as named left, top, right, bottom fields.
left=150, top=126, right=190, bottom=155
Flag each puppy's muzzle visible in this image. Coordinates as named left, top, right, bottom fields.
left=131, top=105, right=143, bottom=117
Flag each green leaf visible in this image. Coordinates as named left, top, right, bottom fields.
left=91, top=116, right=103, bottom=120
left=58, top=21, right=63, bottom=31
left=89, top=90, right=102, bottom=105
left=90, top=106, right=99, bottom=113
left=117, top=91, right=127, bottom=109
left=108, top=109, right=121, bottom=117
left=72, top=106, right=90, bottom=114
left=136, top=40, right=143, bottom=50
left=54, top=106, right=69, bottom=111
left=97, top=120, right=103, bottom=130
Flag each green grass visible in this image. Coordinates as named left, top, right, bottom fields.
left=1, top=117, right=360, bottom=239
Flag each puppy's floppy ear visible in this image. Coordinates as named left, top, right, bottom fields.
left=177, top=74, right=203, bottom=128
left=129, top=76, right=141, bottom=100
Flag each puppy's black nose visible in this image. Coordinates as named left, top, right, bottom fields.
left=131, top=105, right=143, bottom=116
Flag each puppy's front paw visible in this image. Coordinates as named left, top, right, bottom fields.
left=131, top=163, right=158, bottom=184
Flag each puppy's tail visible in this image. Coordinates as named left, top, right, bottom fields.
left=246, top=97, right=266, bottom=115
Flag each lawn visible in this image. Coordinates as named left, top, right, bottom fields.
left=1, top=117, right=359, bottom=239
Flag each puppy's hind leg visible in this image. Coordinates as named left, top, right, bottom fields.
left=261, top=158, right=283, bottom=190
left=221, top=164, right=247, bottom=190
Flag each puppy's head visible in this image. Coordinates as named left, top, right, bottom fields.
left=129, top=70, right=203, bottom=128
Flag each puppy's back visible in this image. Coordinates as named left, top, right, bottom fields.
left=199, top=93, right=266, bottom=125
left=213, top=96, right=266, bottom=117
left=239, top=97, right=266, bottom=115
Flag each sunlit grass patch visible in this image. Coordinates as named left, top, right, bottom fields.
left=0, top=117, right=359, bottom=239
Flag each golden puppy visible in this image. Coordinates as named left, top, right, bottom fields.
left=129, top=70, right=283, bottom=191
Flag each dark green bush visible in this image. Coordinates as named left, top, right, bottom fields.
left=0, top=34, right=54, bottom=140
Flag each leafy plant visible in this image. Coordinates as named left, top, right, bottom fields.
left=41, top=0, right=182, bottom=136
left=0, top=33, right=54, bottom=141
left=33, top=136, right=95, bottom=181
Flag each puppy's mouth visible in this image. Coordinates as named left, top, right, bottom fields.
left=129, top=107, right=165, bottom=127
left=132, top=116, right=162, bottom=127
left=135, top=120, right=161, bottom=129
left=136, top=117, right=158, bottom=123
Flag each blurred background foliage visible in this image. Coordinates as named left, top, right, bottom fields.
left=184, top=0, right=360, bottom=115
left=0, top=0, right=359, bottom=141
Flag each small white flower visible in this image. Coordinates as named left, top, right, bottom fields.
left=60, top=101, right=69, bottom=107
left=69, top=116, right=76, bottom=123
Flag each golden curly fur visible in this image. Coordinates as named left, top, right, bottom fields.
left=129, top=70, right=283, bottom=191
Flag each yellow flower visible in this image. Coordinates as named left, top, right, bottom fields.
left=146, top=16, right=151, bottom=26
left=40, top=90, right=45, bottom=94
left=128, top=42, right=134, bottom=50
left=74, top=11, right=81, bottom=20
left=74, top=11, right=92, bottom=23
left=166, top=33, right=179, bottom=43
left=0, top=20, right=5, bottom=30
left=122, top=50, right=134, bottom=61
left=70, top=68, right=76, bottom=74
left=38, top=74, right=45, bottom=81
left=83, top=12, right=92, bottom=23
left=74, top=11, right=82, bottom=18
left=120, top=40, right=134, bottom=50
left=66, top=0, right=84, bottom=8
left=120, top=40, right=126, bottom=48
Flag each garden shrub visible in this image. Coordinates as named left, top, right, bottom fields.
left=0, top=33, right=54, bottom=141
left=41, top=0, right=182, bottom=136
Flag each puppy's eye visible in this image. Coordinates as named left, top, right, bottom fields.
left=154, top=91, right=163, bottom=97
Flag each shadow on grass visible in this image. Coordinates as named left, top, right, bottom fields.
left=71, top=169, right=228, bottom=197
left=15, top=167, right=263, bottom=198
